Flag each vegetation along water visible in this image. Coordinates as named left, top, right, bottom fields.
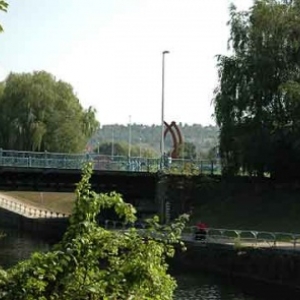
left=0, top=227, right=295, bottom=300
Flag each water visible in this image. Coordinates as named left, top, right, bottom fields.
left=0, top=227, right=51, bottom=269
left=174, top=273, right=258, bottom=300
left=0, top=227, right=288, bottom=300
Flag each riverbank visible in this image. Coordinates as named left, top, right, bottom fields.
left=0, top=227, right=268, bottom=300
left=171, top=241, right=300, bottom=297
left=1, top=213, right=300, bottom=298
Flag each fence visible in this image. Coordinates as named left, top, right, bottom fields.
left=0, top=197, right=68, bottom=219
left=183, top=226, right=300, bottom=250
left=101, top=220, right=300, bottom=251
left=0, top=149, right=221, bottom=175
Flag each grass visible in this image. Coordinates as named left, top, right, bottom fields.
left=0, top=191, right=75, bottom=214
left=190, top=182, right=300, bottom=233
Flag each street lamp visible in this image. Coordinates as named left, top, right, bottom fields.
left=128, top=115, right=132, bottom=158
left=161, top=50, right=170, bottom=168
left=111, top=126, right=114, bottom=158
left=139, top=137, right=142, bottom=158
left=139, top=124, right=145, bottom=158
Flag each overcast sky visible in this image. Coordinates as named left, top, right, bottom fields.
left=0, top=0, right=253, bottom=126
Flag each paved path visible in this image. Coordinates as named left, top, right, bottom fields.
left=0, top=193, right=68, bottom=219
left=182, top=234, right=300, bottom=252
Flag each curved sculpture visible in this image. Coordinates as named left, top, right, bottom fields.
left=163, top=121, right=184, bottom=158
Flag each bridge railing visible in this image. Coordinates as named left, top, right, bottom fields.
left=0, top=196, right=69, bottom=219
left=0, top=149, right=221, bottom=175
left=100, top=220, right=300, bottom=251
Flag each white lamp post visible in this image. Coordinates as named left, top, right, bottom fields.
left=111, top=126, right=114, bottom=158
left=161, top=50, right=170, bottom=168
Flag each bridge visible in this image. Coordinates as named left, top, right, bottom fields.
left=0, top=149, right=222, bottom=224
left=0, top=149, right=221, bottom=174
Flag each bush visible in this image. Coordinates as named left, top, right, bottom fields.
left=0, top=163, right=188, bottom=299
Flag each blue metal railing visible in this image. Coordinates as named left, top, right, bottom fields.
left=102, top=219, right=300, bottom=251
left=0, top=149, right=221, bottom=175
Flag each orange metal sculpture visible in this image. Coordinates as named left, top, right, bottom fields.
left=163, top=121, right=183, bottom=158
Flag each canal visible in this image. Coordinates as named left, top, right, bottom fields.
left=0, top=226, right=293, bottom=300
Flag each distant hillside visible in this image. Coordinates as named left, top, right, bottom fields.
left=89, top=123, right=219, bottom=158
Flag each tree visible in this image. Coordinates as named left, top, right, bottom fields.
left=0, top=71, right=100, bottom=153
left=0, top=163, right=188, bottom=299
left=0, top=1, right=8, bottom=33
left=178, top=142, right=197, bottom=160
left=214, top=0, right=300, bottom=179
left=94, top=141, right=158, bottom=158
left=95, top=141, right=128, bottom=156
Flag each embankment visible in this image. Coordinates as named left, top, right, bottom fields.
left=159, top=174, right=300, bottom=232
left=171, top=241, right=300, bottom=295
left=0, top=207, right=68, bottom=240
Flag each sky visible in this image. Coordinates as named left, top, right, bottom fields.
left=0, top=0, right=253, bottom=126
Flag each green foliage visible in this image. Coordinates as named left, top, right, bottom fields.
left=163, top=162, right=200, bottom=176
left=0, top=163, right=188, bottom=299
left=177, top=142, right=197, bottom=160
left=214, top=0, right=300, bottom=179
left=0, top=1, right=8, bottom=33
left=0, top=71, right=99, bottom=153
left=94, top=141, right=158, bottom=158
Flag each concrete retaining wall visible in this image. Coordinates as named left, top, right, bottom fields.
left=0, top=208, right=68, bottom=240
left=172, top=242, right=300, bottom=293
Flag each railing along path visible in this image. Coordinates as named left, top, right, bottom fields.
left=102, top=220, right=300, bottom=252
left=0, top=195, right=68, bottom=219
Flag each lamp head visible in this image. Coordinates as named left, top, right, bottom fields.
left=163, top=50, right=170, bottom=54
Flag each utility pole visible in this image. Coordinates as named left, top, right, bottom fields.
left=160, top=50, right=170, bottom=168
left=128, top=115, right=132, bottom=158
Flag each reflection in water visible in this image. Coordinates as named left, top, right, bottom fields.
left=0, top=227, right=50, bottom=269
left=174, top=273, right=257, bottom=300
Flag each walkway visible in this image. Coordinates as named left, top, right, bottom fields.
left=103, top=220, right=300, bottom=253
left=1, top=194, right=299, bottom=252
left=182, top=234, right=300, bottom=252
left=0, top=193, right=68, bottom=219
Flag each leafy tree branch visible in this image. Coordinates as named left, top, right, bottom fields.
left=0, top=163, right=188, bottom=299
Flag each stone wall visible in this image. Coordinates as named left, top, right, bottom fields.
left=171, top=242, right=300, bottom=293
left=0, top=208, right=68, bottom=240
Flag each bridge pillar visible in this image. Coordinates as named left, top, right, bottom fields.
left=155, top=173, right=170, bottom=224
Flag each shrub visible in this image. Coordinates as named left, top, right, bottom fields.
left=0, top=163, right=188, bottom=299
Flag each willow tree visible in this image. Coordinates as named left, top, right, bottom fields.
left=0, top=71, right=99, bottom=153
left=214, top=0, right=300, bottom=179
left=0, top=1, right=8, bottom=32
